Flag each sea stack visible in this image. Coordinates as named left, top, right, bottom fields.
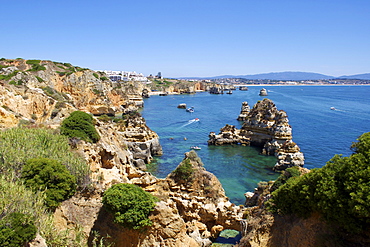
left=237, top=101, right=250, bottom=121
left=208, top=99, right=304, bottom=170
left=259, top=88, right=268, bottom=96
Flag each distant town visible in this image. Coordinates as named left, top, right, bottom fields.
left=101, top=70, right=370, bottom=86
left=208, top=78, right=370, bottom=85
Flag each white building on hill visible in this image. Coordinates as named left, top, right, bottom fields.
left=100, top=70, right=151, bottom=83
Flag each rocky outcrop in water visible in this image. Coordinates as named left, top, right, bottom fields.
left=237, top=101, right=250, bottom=121
left=259, top=88, right=268, bottom=96
left=208, top=98, right=304, bottom=170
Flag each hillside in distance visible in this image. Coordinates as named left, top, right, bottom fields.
left=180, top=71, right=370, bottom=80
left=339, top=73, right=370, bottom=80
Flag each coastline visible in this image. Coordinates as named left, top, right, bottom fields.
left=148, top=83, right=370, bottom=96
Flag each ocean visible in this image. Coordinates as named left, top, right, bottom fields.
left=141, top=85, right=370, bottom=205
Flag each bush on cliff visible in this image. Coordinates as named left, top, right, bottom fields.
left=60, top=110, right=100, bottom=143
left=0, top=127, right=90, bottom=188
left=21, top=158, right=77, bottom=209
left=270, top=166, right=301, bottom=191
left=0, top=212, right=37, bottom=247
left=102, top=183, right=157, bottom=230
left=268, top=132, right=370, bottom=233
left=173, top=158, right=194, bottom=182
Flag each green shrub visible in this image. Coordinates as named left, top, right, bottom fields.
left=93, top=73, right=99, bottom=79
left=0, top=212, right=37, bottom=247
left=35, top=76, right=44, bottom=82
left=93, top=88, right=103, bottom=96
left=270, top=166, right=301, bottom=191
left=173, top=158, right=194, bottom=181
left=0, top=127, right=90, bottom=188
left=60, top=110, right=100, bottom=143
left=100, top=76, right=108, bottom=81
left=21, top=158, right=76, bottom=209
left=98, top=114, right=111, bottom=122
left=26, top=60, right=46, bottom=71
left=102, top=183, right=157, bottom=230
left=268, top=132, right=370, bottom=233
left=0, top=70, right=19, bottom=81
left=42, top=86, right=67, bottom=101
left=28, top=64, right=46, bottom=72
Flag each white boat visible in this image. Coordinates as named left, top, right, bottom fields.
left=190, top=146, right=201, bottom=150
left=330, top=107, right=336, bottom=110
left=186, top=107, right=194, bottom=113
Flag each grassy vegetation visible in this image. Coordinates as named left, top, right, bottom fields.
left=0, top=70, right=20, bottom=81
left=0, top=127, right=90, bottom=188
left=0, top=175, right=87, bottom=246
left=42, top=86, right=69, bottom=102
left=9, top=80, right=24, bottom=86
left=35, top=76, right=44, bottom=82
left=26, top=60, right=46, bottom=72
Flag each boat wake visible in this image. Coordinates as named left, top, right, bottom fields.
left=331, top=107, right=346, bottom=112
left=179, top=118, right=200, bottom=128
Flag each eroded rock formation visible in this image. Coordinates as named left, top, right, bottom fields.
left=55, top=151, right=244, bottom=247
left=208, top=98, right=304, bottom=170
left=1, top=58, right=245, bottom=246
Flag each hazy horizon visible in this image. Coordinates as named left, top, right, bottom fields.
left=1, top=0, right=369, bottom=78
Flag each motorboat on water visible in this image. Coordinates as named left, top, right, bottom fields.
left=190, top=146, right=201, bottom=150
left=186, top=106, right=194, bottom=113
left=330, top=107, right=336, bottom=110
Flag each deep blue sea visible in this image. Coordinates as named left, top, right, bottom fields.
left=141, top=85, right=370, bottom=205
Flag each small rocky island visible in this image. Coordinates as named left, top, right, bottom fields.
left=208, top=98, right=304, bottom=170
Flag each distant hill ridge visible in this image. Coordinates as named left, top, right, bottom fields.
left=180, top=71, right=370, bottom=80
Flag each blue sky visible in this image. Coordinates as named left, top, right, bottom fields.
left=1, top=0, right=369, bottom=77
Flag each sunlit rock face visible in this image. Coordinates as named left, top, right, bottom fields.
left=208, top=98, right=304, bottom=169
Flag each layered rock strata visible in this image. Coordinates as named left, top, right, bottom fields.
left=1, top=59, right=245, bottom=246
left=208, top=98, right=304, bottom=170
left=55, top=151, right=244, bottom=247
left=237, top=101, right=250, bottom=121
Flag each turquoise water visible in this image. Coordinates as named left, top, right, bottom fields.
left=141, top=85, right=370, bottom=204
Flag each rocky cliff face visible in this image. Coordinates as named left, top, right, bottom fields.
left=55, top=151, right=244, bottom=247
left=1, top=59, right=245, bottom=246
left=0, top=59, right=148, bottom=127
left=236, top=171, right=370, bottom=247
left=208, top=98, right=304, bottom=170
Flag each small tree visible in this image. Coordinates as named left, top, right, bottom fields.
left=60, top=111, right=100, bottom=143
left=102, top=183, right=157, bottom=230
left=21, top=158, right=76, bottom=209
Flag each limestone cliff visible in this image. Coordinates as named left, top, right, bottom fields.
left=0, top=59, right=148, bottom=128
left=55, top=151, right=244, bottom=247
left=208, top=98, right=304, bottom=170
left=0, top=58, right=246, bottom=246
left=237, top=172, right=370, bottom=247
